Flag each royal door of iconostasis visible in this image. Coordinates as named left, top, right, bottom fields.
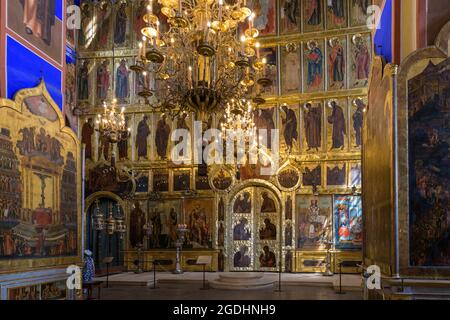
left=228, top=186, right=283, bottom=272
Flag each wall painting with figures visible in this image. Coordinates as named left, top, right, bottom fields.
left=0, top=81, right=81, bottom=272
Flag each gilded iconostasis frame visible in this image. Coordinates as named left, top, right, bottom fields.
left=0, top=81, right=82, bottom=273
left=78, top=0, right=372, bottom=273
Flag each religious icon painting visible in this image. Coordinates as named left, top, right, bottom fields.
left=253, top=106, right=277, bottom=150
left=326, top=99, right=348, bottom=152
left=303, top=40, right=325, bottom=93
left=327, top=37, right=347, bottom=90
left=350, top=0, right=372, bottom=27
left=233, top=243, right=253, bottom=270
left=96, top=58, right=113, bottom=105
left=66, top=0, right=76, bottom=48
left=302, top=164, right=322, bottom=187
left=94, top=1, right=113, bottom=50
left=173, top=170, right=191, bottom=192
left=280, top=0, right=301, bottom=34
left=257, top=244, right=278, bottom=270
left=296, top=195, right=332, bottom=251
left=281, top=44, right=301, bottom=95
left=301, top=101, right=324, bottom=153
left=242, top=0, right=277, bottom=37
left=183, top=198, right=213, bottom=249
left=259, top=190, right=278, bottom=214
left=147, top=200, right=182, bottom=249
left=303, top=0, right=324, bottom=33
left=173, top=112, right=192, bottom=163
left=81, top=118, right=95, bottom=161
left=113, top=1, right=132, bottom=48
left=284, top=222, right=294, bottom=247
left=77, top=59, right=92, bottom=103
left=233, top=189, right=252, bottom=214
left=350, top=33, right=372, bottom=88
left=116, top=115, right=131, bottom=161
left=135, top=171, right=149, bottom=193
left=212, top=169, right=233, bottom=191
left=78, top=3, right=95, bottom=51
left=154, top=113, right=172, bottom=161
left=349, top=162, right=362, bottom=187
left=350, top=97, right=366, bottom=149
left=259, top=47, right=279, bottom=96
left=279, top=104, right=300, bottom=154
left=65, top=56, right=78, bottom=132
left=115, top=58, right=132, bottom=104
left=233, top=215, right=253, bottom=242
left=152, top=170, right=169, bottom=192
left=327, top=0, right=348, bottom=30
left=195, top=169, right=211, bottom=190
left=333, top=195, right=363, bottom=249
left=7, top=0, right=64, bottom=63
left=135, top=114, right=151, bottom=160
left=285, top=195, right=294, bottom=220
left=277, top=166, right=301, bottom=190
left=326, top=163, right=347, bottom=186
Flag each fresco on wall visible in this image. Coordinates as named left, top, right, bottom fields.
left=296, top=196, right=332, bottom=250
left=148, top=200, right=182, bottom=249
left=408, top=60, right=450, bottom=267
left=0, top=83, right=79, bottom=267
left=280, top=0, right=301, bottom=34
left=184, top=199, right=213, bottom=249
left=7, top=0, right=63, bottom=64
left=334, top=195, right=363, bottom=249
left=281, top=45, right=301, bottom=95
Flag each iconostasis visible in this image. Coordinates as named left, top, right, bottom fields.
left=78, top=0, right=371, bottom=273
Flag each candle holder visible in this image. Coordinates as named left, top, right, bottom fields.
left=173, top=224, right=189, bottom=274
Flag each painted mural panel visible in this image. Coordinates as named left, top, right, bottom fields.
left=184, top=199, right=213, bottom=249
left=281, top=44, right=301, bottom=95
left=408, top=59, right=450, bottom=267
left=147, top=200, right=182, bottom=249
left=296, top=195, right=332, bottom=250
left=7, top=0, right=63, bottom=64
left=0, top=83, right=80, bottom=270
left=280, top=0, right=301, bottom=34
left=334, top=195, right=363, bottom=249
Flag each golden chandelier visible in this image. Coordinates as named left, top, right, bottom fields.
left=131, top=0, right=271, bottom=121
left=96, top=99, right=131, bottom=144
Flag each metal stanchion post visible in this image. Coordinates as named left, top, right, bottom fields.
left=336, top=262, right=346, bottom=294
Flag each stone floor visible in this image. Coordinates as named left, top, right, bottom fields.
left=93, top=272, right=363, bottom=300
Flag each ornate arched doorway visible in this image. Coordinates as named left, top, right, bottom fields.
left=227, top=182, right=283, bottom=272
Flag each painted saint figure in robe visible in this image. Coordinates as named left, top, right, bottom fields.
left=234, top=245, right=251, bottom=268
left=176, top=113, right=190, bottom=157
left=259, top=246, right=276, bottom=267
left=285, top=223, right=293, bottom=246
left=351, top=0, right=370, bottom=25
left=248, top=0, right=276, bottom=36
left=81, top=119, right=94, bottom=160
left=281, top=105, right=298, bottom=153
left=136, top=115, right=150, bottom=160
left=118, top=118, right=129, bottom=160
left=96, top=60, right=110, bottom=101
left=353, top=99, right=365, bottom=148
left=261, top=192, right=276, bottom=213
left=328, top=39, right=345, bottom=89
left=234, top=192, right=252, bottom=213
left=353, top=38, right=370, bottom=86
left=156, top=115, right=171, bottom=159
left=96, top=4, right=112, bottom=49
left=259, top=218, right=277, bottom=240
left=114, top=2, right=128, bottom=45
left=233, top=218, right=251, bottom=241
left=116, top=60, right=130, bottom=101
left=305, top=0, right=322, bottom=27
left=306, top=42, right=323, bottom=90
left=20, top=0, right=56, bottom=45
left=328, top=0, right=346, bottom=27
left=282, top=48, right=300, bottom=93
left=78, top=61, right=89, bottom=100
left=129, top=201, right=145, bottom=248
left=285, top=196, right=293, bottom=220
left=254, top=108, right=275, bottom=149
left=304, top=103, right=322, bottom=151
left=280, top=0, right=300, bottom=34
left=328, top=101, right=346, bottom=150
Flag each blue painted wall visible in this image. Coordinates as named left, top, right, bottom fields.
left=374, top=0, right=393, bottom=63
left=6, top=36, right=63, bottom=108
